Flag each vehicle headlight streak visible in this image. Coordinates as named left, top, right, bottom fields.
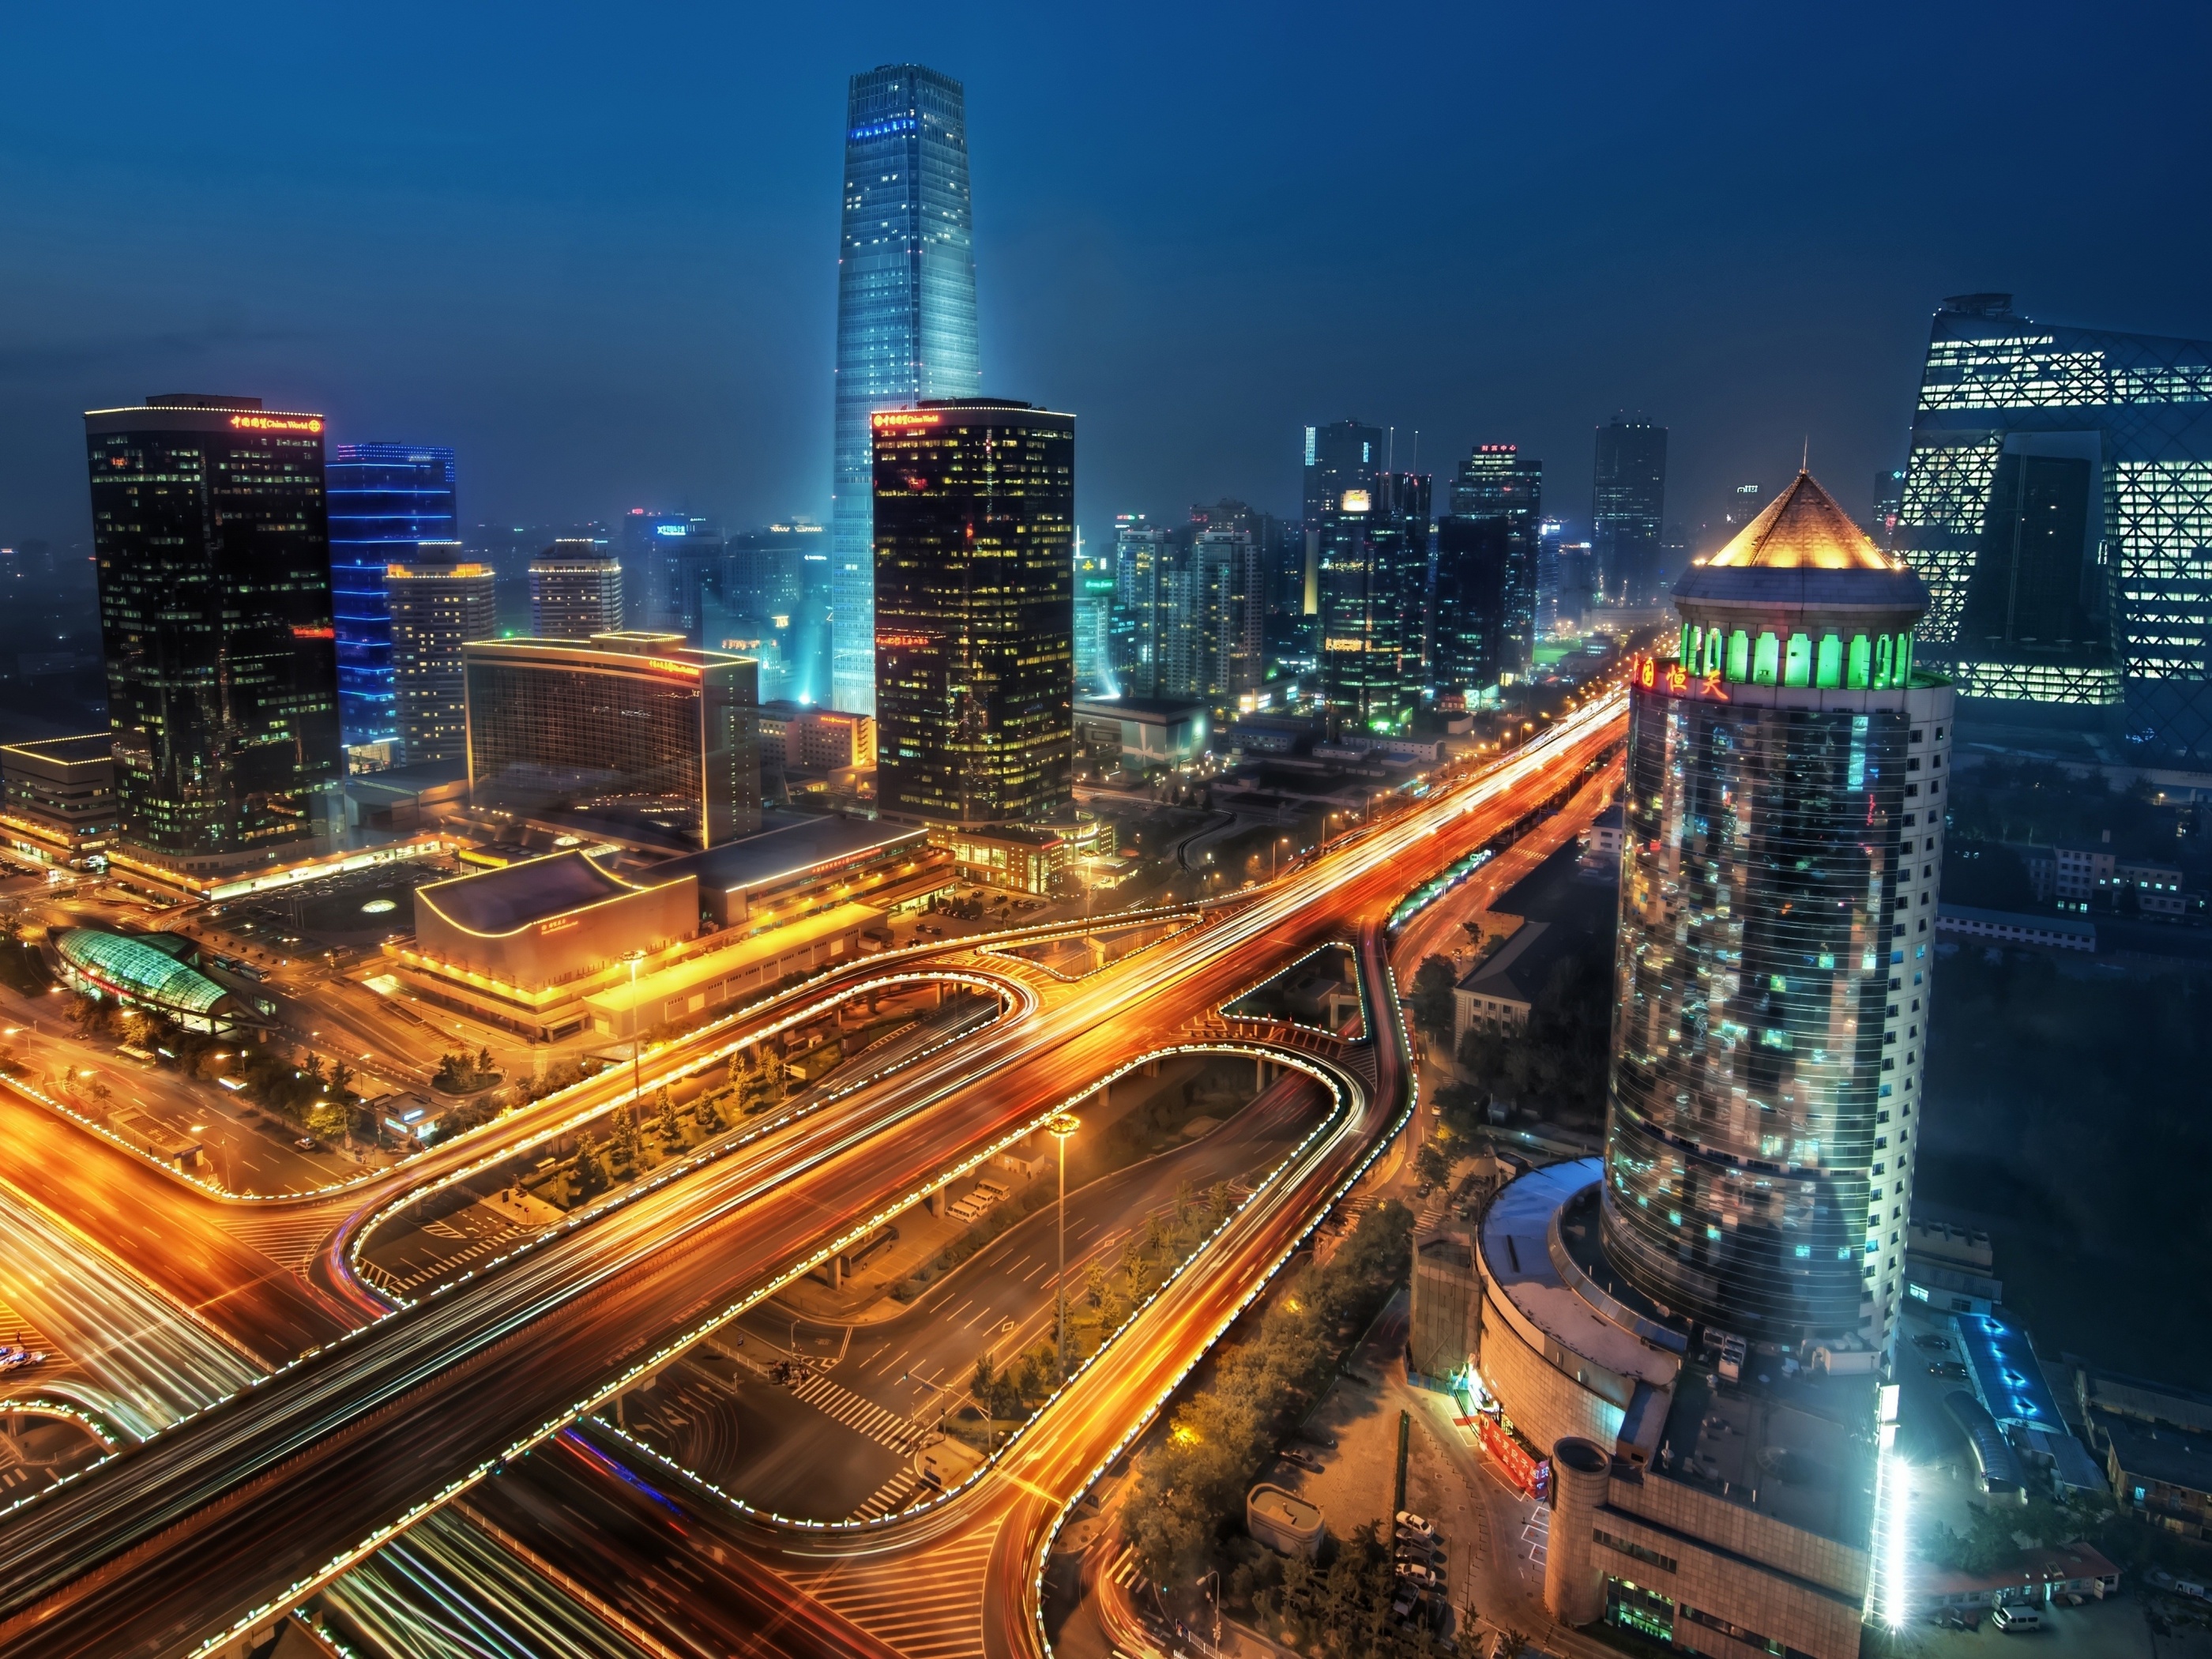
left=152, top=693, right=1631, bottom=1659
left=587, top=1038, right=1361, bottom=1533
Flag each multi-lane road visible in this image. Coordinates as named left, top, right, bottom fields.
left=0, top=684, right=1627, bottom=1658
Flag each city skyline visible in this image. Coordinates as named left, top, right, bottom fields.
left=4, top=7, right=2206, bottom=562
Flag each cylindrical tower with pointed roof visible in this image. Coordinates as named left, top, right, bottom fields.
left=1601, top=472, right=1952, bottom=1356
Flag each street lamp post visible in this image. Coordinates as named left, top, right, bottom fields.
left=1048, top=1112, right=1079, bottom=1382
left=623, top=950, right=646, bottom=1106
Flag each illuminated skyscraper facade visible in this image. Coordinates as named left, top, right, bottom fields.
left=325, top=442, right=457, bottom=750
left=1317, top=461, right=1428, bottom=732
left=1605, top=472, right=1950, bottom=1352
left=1894, top=293, right=2212, bottom=761
left=873, top=400, right=1073, bottom=826
left=85, top=396, right=343, bottom=871
left=388, top=554, right=496, bottom=765
left=1111, top=517, right=1168, bottom=697
left=1592, top=418, right=1668, bottom=604
left=463, top=633, right=759, bottom=847
left=831, top=63, right=980, bottom=717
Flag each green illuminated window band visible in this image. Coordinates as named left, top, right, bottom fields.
left=1682, top=624, right=1916, bottom=690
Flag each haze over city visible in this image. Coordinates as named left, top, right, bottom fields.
left=4, top=3, right=2209, bottom=547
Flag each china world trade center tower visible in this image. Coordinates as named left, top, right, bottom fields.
left=830, top=64, right=980, bottom=717
left=1606, top=472, right=1951, bottom=1350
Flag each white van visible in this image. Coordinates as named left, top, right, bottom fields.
left=1992, top=1603, right=2043, bottom=1632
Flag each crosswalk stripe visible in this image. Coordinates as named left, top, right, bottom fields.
left=783, top=1370, right=929, bottom=1454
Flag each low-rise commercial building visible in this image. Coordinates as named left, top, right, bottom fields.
left=1473, top=1159, right=1879, bottom=1659
left=932, top=822, right=1070, bottom=896
left=2076, top=1368, right=2212, bottom=1539
left=1073, top=696, right=1207, bottom=770
left=580, top=901, right=880, bottom=1040
left=650, top=811, right=939, bottom=927
left=393, top=850, right=702, bottom=1038
left=51, top=927, right=255, bottom=1034
left=756, top=702, right=876, bottom=772
left=1936, top=903, right=2095, bottom=952
left=0, top=733, right=119, bottom=867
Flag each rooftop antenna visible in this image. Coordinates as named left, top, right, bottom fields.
left=1802, top=435, right=1810, bottom=472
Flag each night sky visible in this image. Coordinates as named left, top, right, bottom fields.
left=3, top=2, right=2208, bottom=555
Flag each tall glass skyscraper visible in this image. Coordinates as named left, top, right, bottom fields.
left=1894, top=293, right=2212, bottom=761
left=86, top=396, right=344, bottom=871
left=1591, top=418, right=1668, bottom=604
left=831, top=64, right=980, bottom=717
left=873, top=400, right=1073, bottom=826
left=325, top=442, right=457, bottom=752
left=1605, top=472, right=1950, bottom=1351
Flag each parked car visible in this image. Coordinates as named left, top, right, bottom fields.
left=1992, top=1603, right=2043, bottom=1633
left=1396, top=1510, right=1435, bottom=1539
left=1929, top=1360, right=1969, bottom=1379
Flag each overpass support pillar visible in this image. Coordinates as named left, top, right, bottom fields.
left=830, top=1254, right=844, bottom=1289
left=927, top=1183, right=945, bottom=1217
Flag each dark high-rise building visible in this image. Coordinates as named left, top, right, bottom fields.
left=388, top=552, right=496, bottom=766
left=1535, top=518, right=1567, bottom=633
left=1894, top=293, right=2212, bottom=761
left=462, top=632, right=759, bottom=847
left=1439, top=443, right=1542, bottom=691
left=325, top=442, right=457, bottom=752
left=1606, top=472, right=1950, bottom=1350
left=85, top=395, right=342, bottom=872
left=873, top=399, right=1074, bottom=826
left=1432, top=517, right=1519, bottom=697
left=1591, top=417, right=1668, bottom=604
left=832, top=64, right=981, bottom=717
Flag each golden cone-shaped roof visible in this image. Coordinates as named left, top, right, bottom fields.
left=1702, top=470, right=1899, bottom=572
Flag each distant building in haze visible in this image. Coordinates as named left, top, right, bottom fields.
left=1894, top=292, right=2212, bottom=762
left=529, top=544, right=626, bottom=640
left=1111, top=516, right=1168, bottom=697
left=325, top=442, right=457, bottom=754
left=1074, top=529, right=1115, bottom=698
left=462, top=632, right=760, bottom=848
left=831, top=63, right=981, bottom=717
left=387, top=551, right=496, bottom=765
left=1432, top=517, right=1525, bottom=698
left=872, top=399, right=1073, bottom=826
left=1440, top=442, right=1542, bottom=690
left=85, top=395, right=342, bottom=872
left=1872, top=467, right=1905, bottom=549
left=1591, top=417, right=1668, bottom=604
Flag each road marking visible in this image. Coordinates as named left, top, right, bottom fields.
left=787, top=1370, right=931, bottom=1454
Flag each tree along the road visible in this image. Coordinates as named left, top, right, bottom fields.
left=1124, top=1199, right=1413, bottom=1587
left=1406, top=956, right=1457, bottom=1045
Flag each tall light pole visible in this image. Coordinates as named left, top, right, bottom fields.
left=623, top=950, right=646, bottom=1107
left=1048, top=1112, right=1079, bottom=1382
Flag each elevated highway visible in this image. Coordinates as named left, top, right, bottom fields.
left=0, top=688, right=1627, bottom=1658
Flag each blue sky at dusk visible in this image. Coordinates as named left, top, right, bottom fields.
left=2, top=2, right=2207, bottom=552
